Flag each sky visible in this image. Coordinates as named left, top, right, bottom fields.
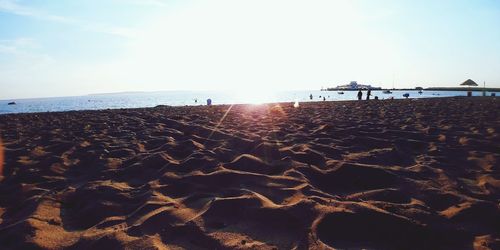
left=1, top=0, right=500, bottom=99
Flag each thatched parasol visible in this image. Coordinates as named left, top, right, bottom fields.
left=460, top=79, right=478, bottom=86
left=461, top=79, right=478, bottom=97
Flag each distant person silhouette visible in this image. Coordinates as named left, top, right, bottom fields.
left=357, top=90, right=362, bottom=100
left=366, top=89, right=371, bottom=100
left=309, top=94, right=313, bottom=100
left=207, top=98, right=212, bottom=106
left=323, top=96, right=326, bottom=101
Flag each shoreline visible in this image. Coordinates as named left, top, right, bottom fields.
left=1, top=95, right=497, bottom=116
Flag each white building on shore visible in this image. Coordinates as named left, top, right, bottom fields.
left=335, top=81, right=381, bottom=90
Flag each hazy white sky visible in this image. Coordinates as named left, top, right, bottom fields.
left=1, top=0, right=499, bottom=99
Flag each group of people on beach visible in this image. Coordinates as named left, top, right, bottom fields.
left=309, top=90, right=379, bottom=102
left=204, top=89, right=384, bottom=106
left=310, top=94, right=329, bottom=102
left=357, top=89, right=377, bottom=100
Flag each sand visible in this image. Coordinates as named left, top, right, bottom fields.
left=0, top=97, right=499, bottom=249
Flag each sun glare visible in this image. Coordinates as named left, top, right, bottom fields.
left=107, top=0, right=377, bottom=92
left=234, top=89, right=276, bottom=105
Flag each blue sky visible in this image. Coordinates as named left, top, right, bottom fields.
left=1, top=0, right=499, bottom=99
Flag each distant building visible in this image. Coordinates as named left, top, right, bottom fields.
left=334, top=81, right=381, bottom=90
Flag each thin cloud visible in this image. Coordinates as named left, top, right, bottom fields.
left=0, top=38, right=54, bottom=65
left=0, top=41, right=17, bottom=54
left=0, top=0, right=71, bottom=22
left=123, top=0, right=170, bottom=7
left=0, top=0, right=137, bottom=38
left=0, top=44, right=17, bottom=54
left=0, top=38, right=37, bottom=55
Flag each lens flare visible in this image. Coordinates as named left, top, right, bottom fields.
left=233, top=89, right=276, bottom=105
left=206, top=104, right=234, bottom=143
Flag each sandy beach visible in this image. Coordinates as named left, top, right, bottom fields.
left=0, top=97, right=499, bottom=249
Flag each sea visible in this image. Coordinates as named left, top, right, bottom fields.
left=0, top=90, right=497, bottom=115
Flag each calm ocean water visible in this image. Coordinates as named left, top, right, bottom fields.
left=0, top=90, right=497, bottom=115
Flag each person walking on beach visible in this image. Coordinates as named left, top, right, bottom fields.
left=366, top=89, right=371, bottom=100
left=357, top=90, right=362, bottom=100
left=309, top=94, right=313, bottom=100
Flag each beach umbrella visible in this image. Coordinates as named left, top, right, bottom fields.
left=460, top=79, right=478, bottom=97
left=460, top=79, right=478, bottom=86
